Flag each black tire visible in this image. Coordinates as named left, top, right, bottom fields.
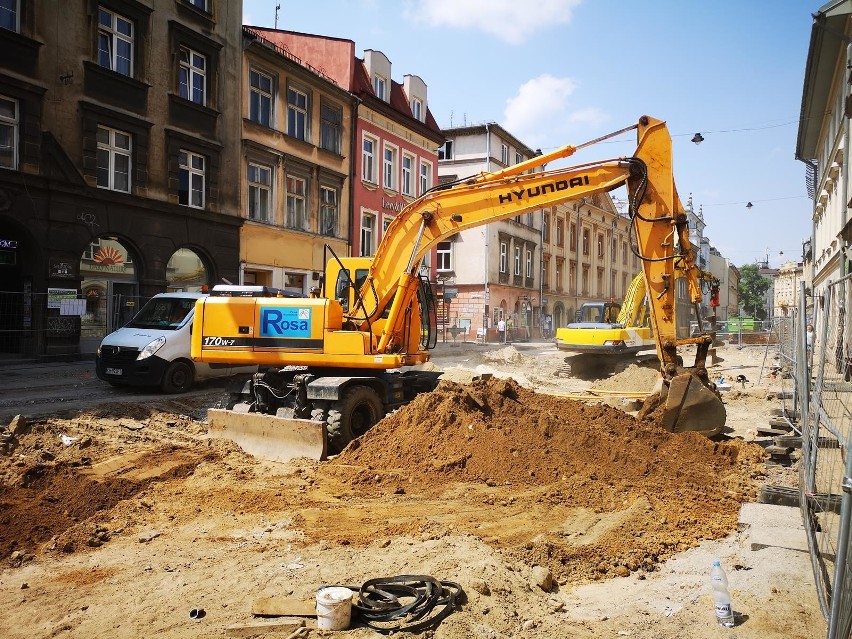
left=160, top=360, right=194, bottom=394
left=326, top=386, right=384, bottom=454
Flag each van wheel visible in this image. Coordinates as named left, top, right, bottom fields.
left=326, top=386, right=384, bottom=455
left=161, top=361, right=194, bottom=394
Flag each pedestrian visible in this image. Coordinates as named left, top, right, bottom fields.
left=806, top=324, right=814, bottom=354
left=497, top=317, right=506, bottom=344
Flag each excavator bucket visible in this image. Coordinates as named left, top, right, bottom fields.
left=208, top=408, right=327, bottom=462
left=641, top=372, right=726, bottom=437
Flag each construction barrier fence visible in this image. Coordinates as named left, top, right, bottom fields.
left=801, top=274, right=852, bottom=639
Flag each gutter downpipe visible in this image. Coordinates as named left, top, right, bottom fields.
left=484, top=123, right=491, bottom=335
left=349, top=96, right=362, bottom=260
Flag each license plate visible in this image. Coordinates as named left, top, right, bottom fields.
left=105, top=367, right=123, bottom=376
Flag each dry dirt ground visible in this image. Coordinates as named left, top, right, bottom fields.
left=0, top=341, right=823, bottom=638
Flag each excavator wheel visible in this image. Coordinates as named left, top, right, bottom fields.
left=326, top=385, right=385, bottom=454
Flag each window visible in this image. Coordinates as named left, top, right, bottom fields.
left=96, top=126, right=131, bottom=192
left=597, top=268, right=604, bottom=296
left=383, top=144, right=397, bottom=190
left=286, top=175, right=307, bottom=230
left=556, top=220, right=564, bottom=247
left=179, top=46, right=206, bottom=105
left=249, top=68, right=273, bottom=127
left=515, top=151, right=522, bottom=165
left=98, top=7, right=133, bottom=77
left=0, top=0, right=18, bottom=32
left=360, top=213, right=376, bottom=256
left=373, top=74, right=386, bottom=101
left=320, top=186, right=338, bottom=237
left=437, top=241, right=452, bottom=271
left=320, top=100, right=342, bottom=154
left=247, top=162, right=272, bottom=223
left=582, top=265, right=589, bottom=295
left=526, top=249, right=532, bottom=278
left=419, top=160, right=431, bottom=195
left=179, top=150, right=205, bottom=208
left=186, top=0, right=208, bottom=9
left=411, top=97, right=422, bottom=121
left=542, top=256, right=549, bottom=288
left=514, top=246, right=521, bottom=276
left=401, top=153, right=414, bottom=196
left=287, top=86, right=308, bottom=141
left=543, top=212, right=550, bottom=243
left=438, top=140, right=453, bottom=160
left=500, top=143, right=508, bottom=165
left=362, top=135, right=377, bottom=183
left=622, top=241, right=628, bottom=264
left=0, top=95, right=17, bottom=169
left=582, top=229, right=590, bottom=255
left=597, top=233, right=604, bottom=258
left=499, top=242, right=507, bottom=273
left=569, top=261, right=576, bottom=294
left=569, top=222, right=576, bottom=251
left=555, top=259, right=563, bottom=291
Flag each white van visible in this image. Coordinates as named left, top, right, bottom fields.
left=95, top=292, right=256, bottom=393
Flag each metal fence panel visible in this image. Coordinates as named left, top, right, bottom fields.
left=804, top=275, right=852, bottom=638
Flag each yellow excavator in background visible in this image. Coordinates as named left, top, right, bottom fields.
left=555, top=268, right=721, bottom=378
left=554, top=272, right=657, bottom=377
left=191, top=115, right=726, bottom=461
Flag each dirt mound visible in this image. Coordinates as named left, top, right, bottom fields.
left=591, top=362, right=660, bottom=393
left=0, top=446, right=217, bottom=558
left=328, top=377, right=765, bottom=580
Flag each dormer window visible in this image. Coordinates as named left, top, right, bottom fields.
left=411, top=97, right=423, bottom=121
left=373, top=74, right=387, bottom=101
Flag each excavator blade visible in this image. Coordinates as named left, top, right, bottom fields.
left=208, top=408, right=327, bottom=463
left=658, top=372, right=726, bottom=437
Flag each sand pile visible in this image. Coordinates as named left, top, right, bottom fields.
left=591, top=362, right=661, bottom=393
left=331, top=377, right=766, bottom=580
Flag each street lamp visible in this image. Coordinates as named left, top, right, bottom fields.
left=691, top=133, right=704, bottom=145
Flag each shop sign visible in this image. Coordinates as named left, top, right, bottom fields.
left=49, top=258, right=77, bottom=279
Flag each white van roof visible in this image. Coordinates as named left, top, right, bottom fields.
left=151, top=292, right=207, bottom=299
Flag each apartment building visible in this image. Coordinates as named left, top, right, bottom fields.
left=797, top=1, right=850, bottom=303
left=437, top=123, right=541, bottom=340
left=0, top=0, right=244, bottom=356
left=543, top=194, right=638, bottom=329
left=238, top=27, right=355, bottom=291
left=709, top=249, right=739, bottom=320
left=774, top=260, right=804, bottom=317
left=243, top=30, right=443, bottom=290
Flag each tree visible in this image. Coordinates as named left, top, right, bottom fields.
left=737, top=263, right=770, bottom=319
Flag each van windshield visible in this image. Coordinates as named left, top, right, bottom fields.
left=127, top=297, right=196, bottom=330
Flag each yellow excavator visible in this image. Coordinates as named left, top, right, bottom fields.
left=191, top=115, right=726, bottom=461
left=554, top=272, right=657, bottom=377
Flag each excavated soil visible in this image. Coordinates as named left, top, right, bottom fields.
left=324, top=377, right=764, bottom=582
left=0, top=344, right=824, bottom=639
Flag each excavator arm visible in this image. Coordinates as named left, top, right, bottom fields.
left=362, top=115, right=724, bottom=435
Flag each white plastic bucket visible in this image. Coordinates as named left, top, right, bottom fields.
left=316, top=586, right=353, bottom=630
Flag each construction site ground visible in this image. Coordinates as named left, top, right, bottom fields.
left=0, top=340, right=823, bottom=638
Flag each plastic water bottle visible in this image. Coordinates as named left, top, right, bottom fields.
left=711, top=560, right=735, bottom=628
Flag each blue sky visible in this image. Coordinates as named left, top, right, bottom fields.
left=243, top=0, right=816, bottom=270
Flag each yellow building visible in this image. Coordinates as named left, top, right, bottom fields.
left=238, top=27, right=357, bottom=292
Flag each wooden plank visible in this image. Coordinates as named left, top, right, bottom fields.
left=252, top=597, right=317, bottom=617
left=225, top=619, right=305, bottom=637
